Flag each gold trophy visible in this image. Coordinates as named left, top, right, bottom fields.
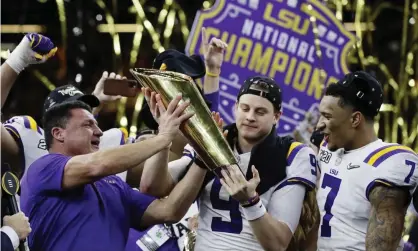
left=129, top=68, right=237, bottom=176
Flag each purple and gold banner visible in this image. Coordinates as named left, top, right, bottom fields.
left=186, top=0, right=356, bottom=136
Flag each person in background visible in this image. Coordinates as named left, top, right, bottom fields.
left=310, top=129, right=325, bottom=155
left=1, top=33, right=131, bottom=182
left=1, top=212, right=31, bottom=251
left=293, top=111, right=320, bottom=146
left=1, top=33, right=57, bottom=177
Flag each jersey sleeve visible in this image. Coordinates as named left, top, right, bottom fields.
left=364, top=145, right=418, bottom=200
left=99, top=127, right=128, bottom=149
left=3, top=115, right=42, bottom=141
left=25, top=154, right=72, bottom=194
left=274, top=142, right=317, bottom=192
left=267, top=184, right=306, bottom=233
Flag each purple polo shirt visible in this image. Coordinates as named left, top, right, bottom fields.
left=20, top=153, right=156, bottom=251
left=205, top=91, right=219, bottom=112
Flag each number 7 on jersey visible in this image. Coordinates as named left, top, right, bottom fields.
left=320, top=173, right=342, bottom=237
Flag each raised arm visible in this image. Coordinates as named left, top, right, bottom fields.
left=139, top=87, right=224, bottom=197
left=139, top=162, right=207, bottom=227
left=1, top=64, right=18, bottom=107
left=366, top=186, right=409, bottom=251
left=90, top=71, right=122, bottom=116
left=201, top=27, right=227, bottom=112
left=137, top=90, right=174, bottom=196
left=61, top=94, right=194, bottom=189
left=63, top=134, right=172, bottom=188
left=1, top=34, right=56, bottom=168
left=139, top=137, right=173, bottom=197
left=2, top=33, right=56, bottom=107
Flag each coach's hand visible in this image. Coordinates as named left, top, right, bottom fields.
left=156, top=93, right=195, bottom=141
left=220, top=165, right=260, bottom=204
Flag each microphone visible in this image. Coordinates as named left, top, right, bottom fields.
left=2, top=171, right=26, bottom=251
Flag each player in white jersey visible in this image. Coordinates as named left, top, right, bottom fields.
left=1, top=34, right=130, bottom=181
left=315, top=71, right=418, bottom=251
left=142, top=76, right=319, bottom=251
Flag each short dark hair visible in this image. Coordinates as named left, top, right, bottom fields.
left=43, top=100, right=92, bottom=149
left=324, top=83, right=374, bottom=121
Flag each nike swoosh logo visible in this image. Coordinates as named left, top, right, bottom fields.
left=347, top=163, right=360, bottom=170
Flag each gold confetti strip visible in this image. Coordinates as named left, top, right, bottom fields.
left=129, top=17, right=144, bottom=68
left=129, top=93, right=145, bottom=138
left=32, top=70, right=56, bottom=91
left=95, top=0, right=125, bottom=128
left=132, top=0, right=165, bottom=53
left=55, top=0, right=67, bottom=58
left=306, top=4, right=327, bottom=89
left=96, top=0, right=122, bottom=57
left=174, top=2, right=190, bottom=43
left=163, top=8, right=177, bottom=48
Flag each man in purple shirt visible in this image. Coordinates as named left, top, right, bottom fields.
left=20, top=96, right=207, bottom=251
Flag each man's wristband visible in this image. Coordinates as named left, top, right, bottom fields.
left=242, top=199, right=266, bottom=221
left=241, top=193, right=260, bottom=208
left=206, top=68, right=220, bottom=77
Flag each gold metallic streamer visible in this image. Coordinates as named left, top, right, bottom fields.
left=335, top=0, right=343, bottom=21
left=157, top=0, right=171, bottom=27
left=129, top=17, right=144, bottom=68
left=32, top=70, right=56, bottom=91
left=163, top=9, right=176, bottom=48
left=354, top=0, right=366, bottom=69
left=132, top=0, right=165, bottom=53
left=369, top=2, right=403, bottom=22
left=96, top=0, right=122, bottom=57
left=129, top=93, right=145, bottom=138
left=127, top=18, right=144, bottom=137
left=96, top=0, right=125, bottom=128
left=174, top=2, right=190, bottom=44
left=307, top=4, right=327, bottom=88
left=392, top=0, right=410, bottom=144
left=55, top=0, right=67, bottom=56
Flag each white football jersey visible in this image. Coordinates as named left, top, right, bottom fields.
left=195, top=142, right=317, bottom=251
left=4, top=116, right=47, bottom=174
left=97, top=127, right=131, bottom=181
left=316, top=139, right=418, bottom=251
left=3, top=116, right=130, bottom=181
